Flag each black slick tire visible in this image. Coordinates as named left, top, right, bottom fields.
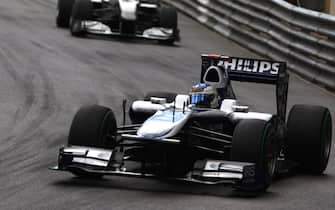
left=231, top=119, right=277, bottom=192
left=70, top=0, right=93, bottom=37
left=56, top=0, right=75, bottom=28
left=286, top=104, right=332, bottom=174
left=68, top=105, right=117, bottom=149
left=67, top=105, right=117, bottom=178
left=159, top=7, right=178, bottom=45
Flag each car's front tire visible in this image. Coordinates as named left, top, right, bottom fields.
left=56, top=0, right=75, bottom=28
left=70, top=0, right=93, bottom=37
left=67, top=105, right=117, bottom=178
left=69, top=105, right=117, bottom=149
left=231, top=119, right=278, bottom=192
left=159, top=7, right=178, bottom=45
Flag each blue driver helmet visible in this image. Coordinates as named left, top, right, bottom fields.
left=190, top=83, right=217, bottom=108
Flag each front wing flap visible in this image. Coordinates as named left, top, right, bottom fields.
left=82, top=21, right=177, bottom=41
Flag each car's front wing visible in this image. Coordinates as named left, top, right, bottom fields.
left=81, top=21, right=177, bottom=41
left=51, top=146, right=256, bottom=185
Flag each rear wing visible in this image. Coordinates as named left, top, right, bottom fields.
left=201, top=54, right=289, bottom=124
left=201, top=54, right=287, bottom=84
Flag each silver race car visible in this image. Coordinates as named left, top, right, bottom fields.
left=56, top=0, right=179, bottom=44
left=51, top=54, right=332, bottom=192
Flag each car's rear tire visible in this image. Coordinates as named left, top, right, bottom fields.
left=68, top=105, right=117, bottom=149
left=286, top=104, right=332, bottom=174
left=56, top=0, right=75, bottom=28
left=231, top=119, right=277, bottom=192
left=159, top=7, right=178, bottom=45
left=129, top=91, right=177, bottom=124
left=70, top=0, right=93, bottom=37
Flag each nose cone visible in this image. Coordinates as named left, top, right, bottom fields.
left=137, top=110, right=188, bottom=139
left=137, top=120, right=174, bottom=139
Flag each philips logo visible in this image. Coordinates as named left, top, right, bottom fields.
left=219, top=58, right=280, bottom=75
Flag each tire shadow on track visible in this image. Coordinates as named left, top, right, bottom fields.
left=83, top=35, right=181, bottom=48
left=56, top=28, right=181, bottom=48
left=50, top=169, right=335, bottom=199
left=271, top=172, right=335, bottom=189
left=51, top=176, right=278, bottom=199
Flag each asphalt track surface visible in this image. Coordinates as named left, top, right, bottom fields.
left=0, top=0, right=335, bottom=209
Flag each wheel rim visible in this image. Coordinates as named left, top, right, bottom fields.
left=71, top=19, right=83, bottom=33
left=263, top=126, right=277, bottom=180
left=100, top=111, right=117, bottom=148
left=265, top=138, right=277, bottom=177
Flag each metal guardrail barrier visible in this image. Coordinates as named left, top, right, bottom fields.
left=164, top=0, right=335, bottom=91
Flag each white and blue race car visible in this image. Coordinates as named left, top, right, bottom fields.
left=56, top=0, right=179, bottom=44
left=51, top=55, right=332, bottom=192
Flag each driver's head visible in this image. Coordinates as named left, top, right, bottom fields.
left=190, top=83, right=218, bottom=108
